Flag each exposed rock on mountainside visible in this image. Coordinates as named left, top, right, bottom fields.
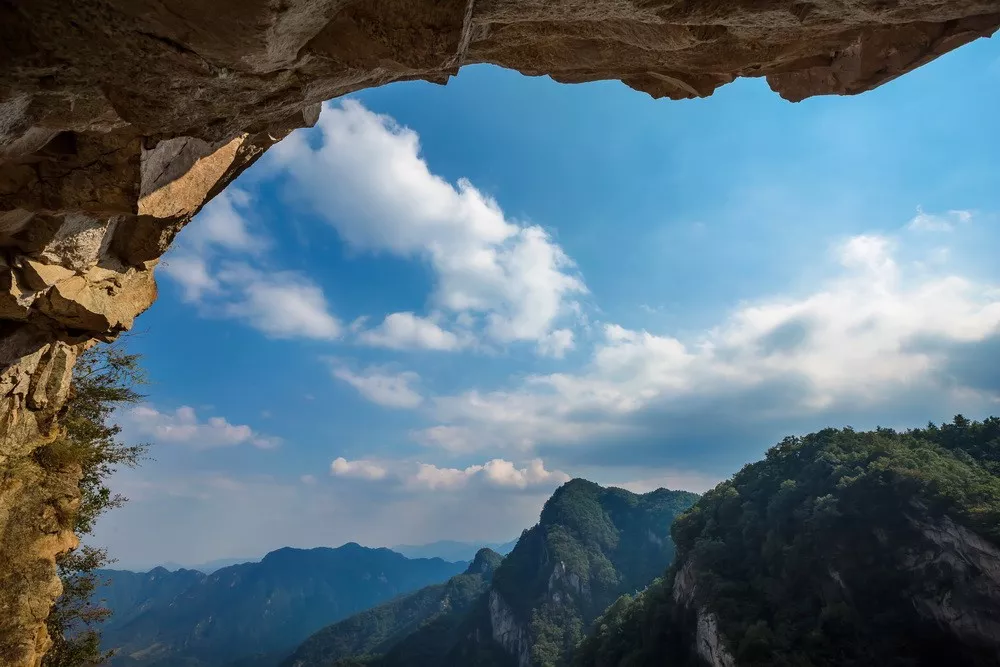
left=466, top=480, right=698, bottom=666
left=574, top=417, right=1000, bottom=667
left=1, top=2, right=999, bottom=664
left=96, top=544, right=466, bottom=667
left=320, top=480, right=697, bottom=667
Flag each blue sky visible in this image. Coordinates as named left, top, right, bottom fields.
left=95, top=37, right=1000, bottom=569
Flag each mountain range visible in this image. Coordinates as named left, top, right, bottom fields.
left=283, top=548, right=505, bottom=667
left=93, top=417, right=1000, bottom=667
left=96, top=544, right=466, bottom=667
left=283, top=480, right=700, bottom=667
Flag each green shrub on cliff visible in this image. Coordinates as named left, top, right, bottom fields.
left=38, top=342, right=148, bottom=667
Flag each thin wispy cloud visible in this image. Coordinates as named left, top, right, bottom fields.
left=906, top=206, right=973, bottom=232
left=122, top=405, right=280, bottom=450
left=330, top=363, right=424, bottom=409
left=162, top=191, right=341, bottom=340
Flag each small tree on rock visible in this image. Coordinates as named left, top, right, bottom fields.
left=36, top=342, right=148, bottom=667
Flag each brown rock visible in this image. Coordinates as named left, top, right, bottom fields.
left=17, top=261, right=74, bottom=293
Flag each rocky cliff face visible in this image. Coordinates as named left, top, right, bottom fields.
left=1, top=2, right=999, bottom=665
left=574, top=423, right=1000, bottom=667
left=671, top=561, right=736, bottom=667
left=907, top=515, right=1000, bottom=648
left=488, top=590, right=532, bottom=667
left=661, top=515, right=1000, bottom=667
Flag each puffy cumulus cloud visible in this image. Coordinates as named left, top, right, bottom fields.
left=327, top=455, right=568, bottom=492
left=270, top=101, right=586, bottom=350
left=330, top=457, right=388, bottom=480
left=907, top=206, right=973, bottom=232
left=121, top=405, right=280, bottom=449
left=331, top=364, right=423, bottom=409
left=419, top=233, right=1000, bottom=461
left=358, top=312, right=465, bottom=351
left=537, top=328, right=576, bottom=359
left=410, top=458, right=569, bottom=491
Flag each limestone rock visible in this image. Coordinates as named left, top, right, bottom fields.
left=0, top=1, right=998, bottom=665
left=488, top=590, right=532, bottom=667
left=672, top=560, right=737, bottom=667
left=907, top=516, right=1000, bottom=647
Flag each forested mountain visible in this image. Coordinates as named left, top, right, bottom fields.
left=469, top=480, right=700, bottom=667
left=574, top=417, right=1000, bottom=667
left=284, top=548, right=504, bottom=667
left=297, top=480, right=699, bottom=667
left=96, top=567, right=207, bottom=633
left=97, top=544, right=465, bottom=667
left=97, top=418, right=1000, bottom=667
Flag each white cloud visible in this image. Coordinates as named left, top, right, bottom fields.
left=161, top=254, right=219, bottom=303
left=328, top=455, right=568, bottom=491
left=218, top=264, right=342, bottom=340
left=330, top=457, right=388, bottom=480
left=907, top=206, right=973, bottom=232
left=162, top=189, right=342, bottom=341
left=300, top=474, right=317, bottom=485
left=185, top=188, right=262, bottom=252
left=409, top=458, right=569, bottom=490
left=122, top=405, right=280, bottom=449
left=410, top=425, right=492, bottom=453
left=271, top=101, right=586, bottom=349
left=421, top=232, right=1000, bottom=453
left=537, top=328, right=575, bottom=358
left=358, top=312, right=464, bottom=351
left=331, top=365, right=423, bottom=409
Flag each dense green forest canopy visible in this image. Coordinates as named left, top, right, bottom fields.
left=575, top=416, right=1000, bottom=667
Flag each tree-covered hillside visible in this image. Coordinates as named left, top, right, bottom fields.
left=389, top=480, right=699, bottom=667
left=283, top=481, right=697, bottom=667
left=483, top=480, right=700, bottom=667
left=575, top=417, right=1000, bottom=667
left=283, top=548, right=503, bottom=667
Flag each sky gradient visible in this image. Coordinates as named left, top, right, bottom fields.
left=94, top=37, right=1000, bottom=569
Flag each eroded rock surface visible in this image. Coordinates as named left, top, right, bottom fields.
left=0, top=1, right=998, bottom=665
left=672, top=560, right=737, bottom=667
